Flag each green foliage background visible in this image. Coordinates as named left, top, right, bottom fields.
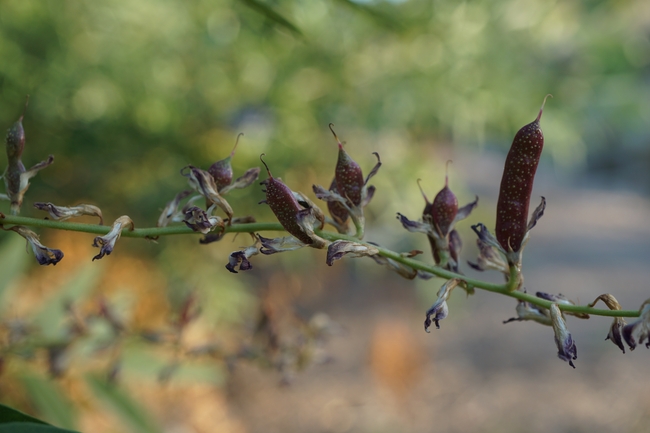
left=1, top=1, right=650, bottom=431
left=1, top=0, right=649, bottom=222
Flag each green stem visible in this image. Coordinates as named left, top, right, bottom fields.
left=0, top=214, right=641, bottom=318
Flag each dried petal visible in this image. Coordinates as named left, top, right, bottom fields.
left=258, top=235, right=305, bottom=255
left=183, top=205, right=224, bottom=234
left=621, top=299, right=650, bottom=351
left=4, top=155, right=54, bottom=214
left=181, top=165, right=233, bottom=222
left=535, top=292, right=589, bottom=319
left=34, top=202, right=104, bottom=225
left=396, top=213, right=433, bottom=235
left=156, top=190, right=192, bottom=228
left=453, top=196, right=479, bottom=224
left=550, top=303, right=577, bottom=368
left=503, top=299, right=551, bottom=326
left=424, top=279, right=461, bottom=332
left=607, top=317, right=627, bottom=354
left=326, top=240, right=379, bottom=266
left=92, top=216, right=134, bottom=261
left=4, top=225, right=64, bottom=265
left=468, top=238, right=509, bottom=274
left=219, top=167, right=261, bottom=195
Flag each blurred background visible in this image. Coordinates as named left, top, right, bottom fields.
left=1, top=0, right=650, bottom=432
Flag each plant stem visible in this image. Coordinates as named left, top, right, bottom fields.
left=0, top=214, right=640, bottom=318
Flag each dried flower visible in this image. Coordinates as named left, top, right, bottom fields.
left=3, top=225, right=64, bottom=265
left=92, top=216, right=134, bottom=261
left=424, top=279, right=461, bottom=331
left=34, top=202, right=104, bottom=225
left=2, top=156, right=54, bottom=214
left=226, top=237, right=261, bottom=273
left=326, top=240, right=379, bottom=266
left=182, top=205, right=224, bottom=234
left=180, top=165, right=233, bottom=222
left=503, top=298, right=552, bottom=326
left=550, top=303, right=577, bottom=368
left=156, top=190, right=192, bottom=228
left=621, top=299, right=650, bottom=351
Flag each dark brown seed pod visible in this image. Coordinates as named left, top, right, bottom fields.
left=326, top=177, right=349, bottom=225
left=330, top=124, right=364, bottom=207
left=209, top=132, right=243, bottom=191
left=431, top=161, right=458, bottom=237
left=259, top=154, right=313, bottom=245
left=496, top=95, right=552, bottom=251
left=5, top=96, right=29, bottom=160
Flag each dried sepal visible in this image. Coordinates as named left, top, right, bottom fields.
left=468, top=238, right=509, bottom=274
left=181, top=165, right=233, bottom=222
left=34, top=202, right=104, bottom=225
left=219, top=167, right=261, bottom=195
left=535, top=292, right=589, bottom=319
left=156, top=190, right=192, bottom=228
left=503, top=298, right=552, bottom=326
left=424, top=278, right=461, bottom=332
left=92, top=216, right=134, bottom=261
left=3, top=155, right=54, bottom=214
left=3, top=225, right=64, bottom=266
left=621, top=299, right=650, bottom=351
left=396, top=213, right=434, bottom=235
left=258, top=235, right=306, bottom=255
left=550, top=303, right=577, bottom=368
left=326, top=240, right=379, bottom=266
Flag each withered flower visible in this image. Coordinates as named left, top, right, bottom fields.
left=2, top=156, right=54, bottom=214
left=536, top=291, right=589, bottom=319
left=226, top=235, right=261, bottom=273
left=156, top=190, right=192, bottom=228
left=424, top=278, right=462, bottom=331
left=503, top=298, right=552, bottom=326
left=550, top=303, right=577, bottom=368
left=182, top=205, right=224, bottom=234
left=326, top=240, right=379, bottom=266
left=92, top=216, right=134, bottom=261
left=180, top=165, right=233, bottom=222
left=4, top=225, right=64, bottom=265
left=608, top=317, right=627, bottom=354
left=621, top=298, right=650, bottom=351
left=34, top=202, right=104, bottom=225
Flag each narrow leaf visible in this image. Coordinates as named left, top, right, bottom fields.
left=20, top=374, right=77, bottom=430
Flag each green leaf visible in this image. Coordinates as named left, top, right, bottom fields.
left=0, top=234, right=31, bottom=307
left=239, top=0, right=303, bottom=37
left=86, top=375, right=161, bottom=433
left=0, top=422, right=79, bottom=433
left=20, top=374, right=77, bottom=430
left=0, top=403, right=49, bottom=425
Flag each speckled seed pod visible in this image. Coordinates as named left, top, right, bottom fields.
left=209, top=133, right=243, bottom=190
left=5, top=97, right=29, bottom=160
left=431, top=164, right=458, bottom=236
left=330, top=124, right=364, bottom=207
left=496, top=95, right=551, bottom=251
left=259, top=155, right=313, bottom=245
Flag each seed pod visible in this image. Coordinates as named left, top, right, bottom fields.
left=431, top=161, right=458, bottom=237
left=5, top=96, right=29, bottom=160
left=330, top=124, right=364, bottom=207
left=209, top=132, right=243, bottom=191
left=259, top=155, right=313, bottom=245
left=496, top=95, right=551, bottom=251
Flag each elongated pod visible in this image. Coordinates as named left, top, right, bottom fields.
left=495, top=95, right=551, bottom=251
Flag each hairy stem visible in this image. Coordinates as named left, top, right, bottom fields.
left=0, top=214, right=640, bottom=318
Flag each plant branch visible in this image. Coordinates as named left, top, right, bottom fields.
left=0, top=214, right=641, bottom=318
